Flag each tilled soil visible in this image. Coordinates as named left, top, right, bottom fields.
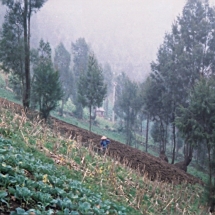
left=0, top=97, right=203, bottom=185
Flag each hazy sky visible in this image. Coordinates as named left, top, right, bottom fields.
left=34, top=0, right=215, bottom=80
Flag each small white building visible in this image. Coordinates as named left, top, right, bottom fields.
left=96, top=107, right=105, bottom=117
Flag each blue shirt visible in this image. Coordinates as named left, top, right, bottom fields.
left=100, top=139, right=110, bottom=148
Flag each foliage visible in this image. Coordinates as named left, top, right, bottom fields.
left=114, top=73, right=142, bottom=145
left=0, top=0, right=48, bottom=108
left=54, top=42, right=73, bottom=116
left=0, top=103, right=209, bottom=214
left=151, top=121, right=162, bottom=146
left=72, top=38, right=89, bottom=119
left=31, top=39, right=63, bottom=120
left=0, top=138, right=127, bottom=215
left=176, top=77, right=215, bottom=183
left=103, top=63, right=114, bottom=96
left=103, top=63, right=114, bottom=119
left=0, top=6, right=25, bottom=102
left=78, top=53, right=107, bottom=131
left=176, top=77, right=215, bottom=210
left=145, top=0, right=215, bottom=164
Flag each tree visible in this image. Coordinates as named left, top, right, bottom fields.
left=103, top=63, right=113, bottom=118
left=151, top=121, right=162, bottom=150
left=138, top=79, right=152, bottom=152
left=176, top=77, right=215, bottom=188
left=0, top=0, right=47, bottom=109
left=147, top=0, right=215, bottom=164
left=114, top=73, right=142, bottom=146
left=143, top=76, right=169, bottom=152
left=150, top=30, right=189, bottom=163
left=78, top=54, right=107, bottom=131
left=54, top=42, right=72, bottom=116
left=0, top=7, right=25, bottom=100
left=31, top=39, right=63, bottom=120
left=72, top=38, right=89, bottom=118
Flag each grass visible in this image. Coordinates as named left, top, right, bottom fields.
left=0, top=88, right=21, bottom=104
left=0, top=101, right=210, bottom=214
left=0, top=87, right=207, bottom=167
left=51, top=111, right=127, bottom=144
left=187, top=165, right=209, bottom=184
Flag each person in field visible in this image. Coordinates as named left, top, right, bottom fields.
left=100, top=136, right=110, bottom=154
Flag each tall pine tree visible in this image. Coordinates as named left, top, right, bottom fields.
left=78, top=54, right=107, bottom=131
left=54, top=42, right=72, bottom=116
left=176, top=77, right=215, bottom=209
left=72, top=38, right=89, bottom=119
left=114, top=73, right=142, bottom=146
left=147, top=0, right=215, bottom=163
left=31, top=39, right=63, bottom=120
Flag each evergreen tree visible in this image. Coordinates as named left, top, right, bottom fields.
left=138, top=79, right=152, bottom=152
left=0, top=0, right=47, bottom=108
left=150, top=29, right=191, bottom=163
left=78, top=54, right=107, bottom=131
left=143, top=76, right=169, bottom=152
left=0, top=7, right=25, bottom=100
left=147, top=0, right=215, bottom=163
left=72, top=38, right=89, bottom=118
left=103, top=63, right=113, bottom=118
left=176, top=77, right=215, bottom=187
left=178, top=0, right=215, bottom=81
left=151, top=121, right=162, bottom=151
left=31, top=39, right=63, bottom=120
left=54, top=42, right=72, bottom=116
left=114, top=73, right=142, bottom=146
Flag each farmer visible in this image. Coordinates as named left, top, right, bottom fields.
left=100, top=136, right=110, bottom=154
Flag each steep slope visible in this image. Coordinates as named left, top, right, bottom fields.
left=0, top=97, right=202, bottom=185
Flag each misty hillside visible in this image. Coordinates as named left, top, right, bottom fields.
left=2, top=0, right=215, bottom=213
left=0, top=0, right=190, bottom=81
left=31, top=0, right=186, bottom=81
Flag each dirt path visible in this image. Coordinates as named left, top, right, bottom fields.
left=0, top=97, right=202, bottom=185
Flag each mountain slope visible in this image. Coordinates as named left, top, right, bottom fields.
left=0, top=97, right=202, bottom=185
left=0, top=97, right=207, bottom=214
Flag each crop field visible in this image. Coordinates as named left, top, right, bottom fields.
left=0, top=98, right=210, bottom=215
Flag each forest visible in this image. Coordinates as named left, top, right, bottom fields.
left=1, top=0, right=215, bottom=214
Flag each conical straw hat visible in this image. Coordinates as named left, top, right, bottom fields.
left=101, top=136, right=107, bottom=140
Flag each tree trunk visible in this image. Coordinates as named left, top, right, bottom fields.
left=171, top=106, right=176, bottom=164
left=112, top=83, right=116, bottom=122
left=89, top=105, right=92, bottom=131
left=23, top=0, right=30, bottom=109
left=164, top=122, right=168, bottom=152
left=126, top=109, right=130, bottom=145
left=207, top=142, right=212, bottom=187
left=59, top=100, right=65, bottom=116
left=160, top=120, right=165, bottom=152
left=171, top=121, right=176, bottom=164
left=145, top=114, right=149, bottom=152
left=105, top=98, right=109, bottom=118
left=176, top=144, right=179, bottom=160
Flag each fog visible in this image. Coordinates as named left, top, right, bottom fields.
left=3, top=0, right=215, bottom=80
left=32, top=0, right=187, bottom=80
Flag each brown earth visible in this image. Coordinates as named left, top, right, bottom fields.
left=0, top=97, right=203, bottom=185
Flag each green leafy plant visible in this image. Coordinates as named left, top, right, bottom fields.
left=0, top=190, right=9, bottom=207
